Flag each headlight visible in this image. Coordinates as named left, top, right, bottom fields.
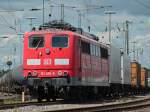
left=32, top=71, right=38, bottom=76
left=58, top=71, right=63, bottom=76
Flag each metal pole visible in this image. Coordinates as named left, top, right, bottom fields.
left=123, top=22, right=126, bottom=52
left=126, top=21, right=129, bottom=54
left=43, top=0, right=45, bottom=25
left=105, top=11, right=116, bottom=44
left=133, top=41, right=136, bottom=61
left=78, top=12, right=81, bottom=28
left=29, top=19, right=34, bottom=30
left=136, top=50, right=139, bottom=61
left=22, top=86, right=25, bottom=103
left=18, top=33, right=23, bottom=65
left=61, top=4, right=64, bottom=23
left=124, top=22, right=127, bottom=54
left=108, top=13, right=111, bottom=43
left=26, top=17, right=36, bottom=30
left=19, top=20, right=22, bottom=65
left=13, top=44, right=16, bottom=67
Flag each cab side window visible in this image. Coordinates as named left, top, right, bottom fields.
left=81, top=41, right=90, bottom=54
left=101, top=47, right=108, bottom=59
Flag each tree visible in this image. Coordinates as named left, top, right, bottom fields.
left=6, top=60, right=12, bottom=70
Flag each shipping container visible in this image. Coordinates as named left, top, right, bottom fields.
left=147, top=69, right=150, bottom=87
left=121, top=52, right=131, bottom=85
left=109, top=45, right=121, bottom=84
left=141, top=68, right=148, bottom=87
left=131, top=61, right=141, bottom=87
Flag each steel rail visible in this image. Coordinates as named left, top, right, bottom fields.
left=0, top=95, right=150, bottom=111
left=44, top=96, right=150, bottom=112
left=0, top=101, right=61, bottom=110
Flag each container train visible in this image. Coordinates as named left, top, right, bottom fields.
left=21, top=20, right=149, bottom=101
left=0, top=66, right=24, bottom=93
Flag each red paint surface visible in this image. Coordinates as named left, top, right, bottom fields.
left=23, top=30, right=109, bottom=83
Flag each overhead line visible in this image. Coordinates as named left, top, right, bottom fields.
left=0, top=15, right=13, bottom=28
left=134, top=0, right=150, bottom=10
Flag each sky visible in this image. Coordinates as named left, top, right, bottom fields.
left=0, top=0, right=150, bottom=68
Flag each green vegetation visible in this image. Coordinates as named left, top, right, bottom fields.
left=0, top=69, right=11, bottom=77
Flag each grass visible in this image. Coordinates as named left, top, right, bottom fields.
left=0, top=97, right=37, bottom=105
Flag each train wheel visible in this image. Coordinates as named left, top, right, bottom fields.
left=38, top=97, right=42, bottom=102
left=46, top=97, right=50, bottom=102
left=37, top=85, right=45, bottom=102
left=52, top=97, right=56, bottom=102
left=46, top=84, right=56, bottom=102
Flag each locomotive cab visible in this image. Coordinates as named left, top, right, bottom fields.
left=23, top=31, right=77, bottom=101
left=23, top=31, right=75, bottom=83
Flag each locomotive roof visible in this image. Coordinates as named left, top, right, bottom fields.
left=25, top=29, right=109, bottom=49
left=73, top=31, right=109, bottom=49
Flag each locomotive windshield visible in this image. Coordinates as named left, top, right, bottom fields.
left=52, top=36, right=68, bottom=48
left=29, top=36, right=44, bottom=48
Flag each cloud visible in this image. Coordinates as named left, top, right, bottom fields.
left=0, top=34, right=19, bottom=47
left=100, top=0, right=150, bottom=16
left=0, top=34, right=22, bottom=67
left=0, top=0, right=150, bottom=67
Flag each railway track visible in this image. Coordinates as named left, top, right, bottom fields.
left=0, top=101, right=61, bottom=110
left=0, top=95, right=150, bottom=112
left=45, top=102, right=150, bottom=112
left=43, top=95, right=150, bottom=112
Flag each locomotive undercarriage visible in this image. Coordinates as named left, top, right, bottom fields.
left=27, top=77, right=102, bottom=101
left=26, top=77, right=149, bottom=102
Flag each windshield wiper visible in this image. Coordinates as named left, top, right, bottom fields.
left=35, top=40, right=42, bottom=50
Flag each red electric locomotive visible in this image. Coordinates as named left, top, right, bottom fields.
left=23, top=21, right=124, bottom=101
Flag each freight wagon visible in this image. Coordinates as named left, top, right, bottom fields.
left=0, top=66, right=24, bottom=93
left=131, top=61, right=141, bottom=87
left=141, top=67, right=148, bottom=87
left=148, top=69, right=150, bottom=87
